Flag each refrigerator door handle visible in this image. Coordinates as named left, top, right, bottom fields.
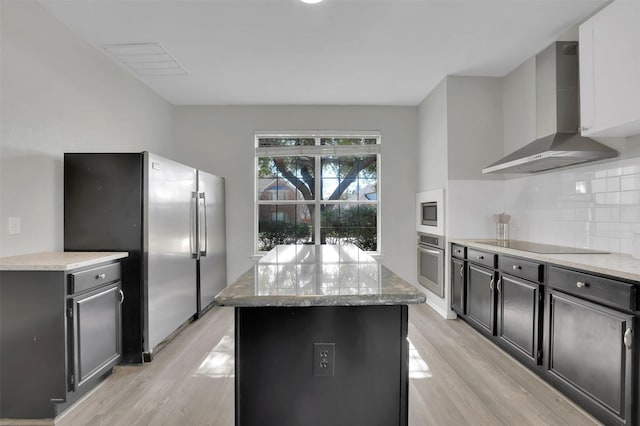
left=199, top=192, right=208, bottom=257
left=191, top=191, right=199, bottom=259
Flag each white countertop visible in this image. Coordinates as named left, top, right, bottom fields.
left=0, top=251, right=128, bottom=271
left=452, top=239, right=640, bottom=282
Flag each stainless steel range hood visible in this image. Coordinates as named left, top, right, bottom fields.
left=483, top=42, right=617, bottom=174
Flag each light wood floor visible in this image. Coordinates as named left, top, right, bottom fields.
left=52, top=304, right=600, bottom=426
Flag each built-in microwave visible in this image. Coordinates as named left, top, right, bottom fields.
left=421, top=202, right=438, bottom=227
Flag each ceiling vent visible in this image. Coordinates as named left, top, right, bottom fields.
left=102, top=43, right=187, bottom=76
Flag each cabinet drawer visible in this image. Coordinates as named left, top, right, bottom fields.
left=467, top=248, right=496, bottom=269
left=499, top=255, right=544, bottom=283
left=70, top=263, right=121, bottom=294
left=451, top=244, right=466, bottom=259
left=548, top=266, right=637, bottom=311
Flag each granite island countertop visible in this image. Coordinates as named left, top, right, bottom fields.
left=214, top=245, right=426, bottom=307
left=0, top=251, right=129, bottom=271
left=452, top=239, right=640, bottom=282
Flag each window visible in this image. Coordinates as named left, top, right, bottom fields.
left=256, top=133, right=380, bottom=253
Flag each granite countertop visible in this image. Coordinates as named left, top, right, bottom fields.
left=452, top=239, right=640, bottom=282
left=0, top=251, right=129, bottom=271
left=214, top=245, right=426, bottom=307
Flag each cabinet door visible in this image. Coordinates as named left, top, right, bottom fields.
left=580, top=1, right=640, bottom=137
left=546, top=290, right=635, bottom=425
left=497, top=274, right=542, bottom=365
left=69, top=282, right=122, bottom=392
left=466, top=264, right=496, bottom=335
left=451, top=258, right=465, bottom=315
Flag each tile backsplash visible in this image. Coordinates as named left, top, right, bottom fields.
left=505, top=156, right=640, bottom=254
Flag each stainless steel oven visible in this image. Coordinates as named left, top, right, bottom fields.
left=417, top=232, right=444, bottom=297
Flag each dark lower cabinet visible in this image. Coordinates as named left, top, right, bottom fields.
left=451, top=243, right=639, bottom=425
left=546, top=289, right=635, bottom=425
left=466, top=263, right=496, bottom=335
left=451, top=257, right=465, bottom=315
left=0, top=261, right=123, bottom=419
left=69, top=282, right=122, bottom=393
left=496, top=274, right=542, bottom=366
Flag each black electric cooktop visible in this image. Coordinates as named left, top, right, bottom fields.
left=476, top=240, right=609, bottom=254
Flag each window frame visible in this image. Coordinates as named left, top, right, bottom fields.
left=255, top=131, right=381, bottom=254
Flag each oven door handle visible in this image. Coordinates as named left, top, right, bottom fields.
left=418, top=246, right=442, bottom=256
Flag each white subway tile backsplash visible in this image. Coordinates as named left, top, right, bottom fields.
left=575, top=208, right=591, bottom=221
left=621, top=175, right=640, bottom=191
left=621, top=191, right=640, bottom=205
left=591, top=178, right=607, bottom=193
left=606, top=177, right=620, bottom=192
left=503, top=156, right=640, bottom=255
left=620, top=238, right=633, bottom=253
left=560, top=209, right=575, bottom=221
left=605, top=192, right=621, bottom=205
left=623, top=165, right=640, bottom=175
left=593, top=208, right=606, bottom=222
left=621, top=207, right=640, bottom=223
left=607, top=168, right=622, bottom=177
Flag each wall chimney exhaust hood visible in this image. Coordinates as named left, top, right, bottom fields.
left=483, top=42, right=617, bottom=174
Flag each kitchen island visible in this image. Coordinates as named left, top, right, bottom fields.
left=214, top=245, right=425, bottom=426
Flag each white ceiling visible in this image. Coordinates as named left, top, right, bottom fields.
left=39, top=0, right=606, bottom=106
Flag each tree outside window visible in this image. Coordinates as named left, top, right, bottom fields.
left=256, top=135, right=380, bottom=252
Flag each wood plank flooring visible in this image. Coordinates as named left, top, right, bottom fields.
left=50, top=304, right=600, bottom=426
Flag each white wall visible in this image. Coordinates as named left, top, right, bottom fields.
left=448, top=180, right=505, bottom=239
left=173, top=106, right=418, bottom=284
left=417, top=78, right=448, bottom=192
left=502, top=58, right=536, bottom=156
left=416, top=76, right=504, bottom=318
left=447, top=76, right=504, bottom=181
left=0, top=0, right=175, bottom=256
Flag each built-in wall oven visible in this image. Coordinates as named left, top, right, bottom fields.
left=417, top=232, right=445, bottom=297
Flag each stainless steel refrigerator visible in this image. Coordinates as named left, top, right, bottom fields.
left=64, top=152, right=226, bottom=363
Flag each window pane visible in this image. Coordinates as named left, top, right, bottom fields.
left=359, top=179, right=377, bottom=201
left=321, top=156, right=376, bottom=201
left=258, top=138, right=315, bottom=147
left=321, top=204, right=377, bottom=251
left=258, top=204, right=314, bottom=251
left=258, top=157, right=315, bottom=201
left=321, top=138, right=378, bottom=146
left=256, top=135, right=379, bottom=254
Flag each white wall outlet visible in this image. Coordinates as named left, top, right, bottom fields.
left=8, top=217, right=21, bottom=235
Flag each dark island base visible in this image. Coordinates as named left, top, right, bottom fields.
left=235, top=305, right=409, bottom=426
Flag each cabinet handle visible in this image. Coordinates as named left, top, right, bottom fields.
left=455, top=249, right=461, bottom=254
left=512, top=265, right=521, bottom=271
left=118, top=289, right=125, bottom=304
left=477, top=255, right=484, bottom=260
left=624, top=328, right=633, bottom=350
left=576, top=281, right=587, bottom=288
left=489, top=277, right=494, bottom=291
left=459, top=266, right=464, bottom=278
left=96, top=273, right=106, bottom=280
left=497, top=278, right=502, bottom=292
